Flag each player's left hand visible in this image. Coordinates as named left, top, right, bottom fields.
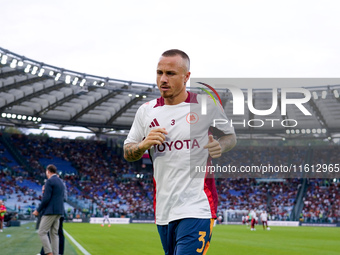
left=204, top=135, right=222, bottom=158
left=33, top=210, right=39, bottom=216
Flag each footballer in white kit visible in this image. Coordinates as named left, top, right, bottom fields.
left=125, top=92, right=235, bottom=225
left=250, top=210, right=257, bottom=231
left=260, top=210, right=270, bottom=230
left=124, top=49, right=236, bottom=255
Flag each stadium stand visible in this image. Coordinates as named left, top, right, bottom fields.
left=0, top=47, right=339, bottom=225
left=1, top=133, right=154, bottom=219
left=301, top=178, right=339, bottom=223
left=0, top=132, right=339, bottom=223
left=1, top=47, right=340, bottom=140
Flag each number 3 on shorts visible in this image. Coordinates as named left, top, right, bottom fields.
left=196, top=231, right=206, bottom=253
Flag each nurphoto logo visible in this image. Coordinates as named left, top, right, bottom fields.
left=194, top=78, right=313, bottom=129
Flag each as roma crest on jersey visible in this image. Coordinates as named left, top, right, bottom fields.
left=186, top=112, right=199, bottom=124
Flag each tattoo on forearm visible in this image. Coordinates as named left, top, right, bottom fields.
left=124, top=143, right=145, bottom=162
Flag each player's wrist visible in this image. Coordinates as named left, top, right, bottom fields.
left=139, top=140, right=151, bottom=151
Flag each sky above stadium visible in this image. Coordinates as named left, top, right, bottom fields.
left=1, top=0, right=340, bottom=138
left=1, top=0, right=340, bottom=86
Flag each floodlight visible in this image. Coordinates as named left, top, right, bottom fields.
left=80, top=79, right=86, bottom=87
left=72, top=77, right=79, bottom=85
left=31, top=66, right=39, bottom=75
left=24, top=64, right=31, bottom=73
left=65, top=75, right=71, bottom=84
left=10, top=59, right=18, bottom=68
left=55, top=73, right=61, bottom=81
left=312, top=91, right=318, bottom=100
left=38, top=68, right=45, bottom=77
left=1, top=55, right=8, bottom=64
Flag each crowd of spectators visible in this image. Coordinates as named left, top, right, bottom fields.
left=0, top=170, right=40, bottom=216
left=217, top=178, right=300, bottom=220
left=301, top=179, right=339, bottom=223
left=215, top=146, right=308, bottom=219
left=311, top=146, right=340, bottom=165
left=7, top=134, right=154, bottom=219
left=218, top=146, right=308, bottom=173
left=0, top=133, right=339, bottom=223
left=268, top=179, right=300, bottom=220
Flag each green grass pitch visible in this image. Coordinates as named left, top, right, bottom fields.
left=63, top=223, right=340, bottom=255
left=1, top=222, right=78, bottom=255
left=1, top=222, right=339, bottom=254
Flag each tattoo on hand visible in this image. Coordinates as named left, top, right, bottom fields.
left=124, top=143, right=145, bottom=162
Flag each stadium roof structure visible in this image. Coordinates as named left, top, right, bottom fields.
left=0, top=46, right=340, bottom=140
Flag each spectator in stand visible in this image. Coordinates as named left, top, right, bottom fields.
left=302, top=179, right=339, bottom=223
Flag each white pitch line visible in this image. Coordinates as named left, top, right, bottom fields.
left=64, top=229, right=91, bottom=255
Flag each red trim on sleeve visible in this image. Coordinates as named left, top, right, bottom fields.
left=203, top=158, right=218, bottom=219
left=153, top=177, right=157, bottom=223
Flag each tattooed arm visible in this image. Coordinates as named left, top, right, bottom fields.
left=123, top=143, right=147, bottom=162
left=124, top=127, right=168, bottom=162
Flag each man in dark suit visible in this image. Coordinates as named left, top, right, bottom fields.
left=33, top=164, right=65, bottom=255
left=39, top=174, right=68, bottom=255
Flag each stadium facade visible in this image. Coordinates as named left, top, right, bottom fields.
left=0, top=46, right=340, bottom=141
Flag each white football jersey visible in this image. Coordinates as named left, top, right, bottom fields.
left=260, top=212, right=268, bottom=221
left=124, top=92, right=235, bottom=225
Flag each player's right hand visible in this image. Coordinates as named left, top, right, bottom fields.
left=140, top=127, right=168, bottom=150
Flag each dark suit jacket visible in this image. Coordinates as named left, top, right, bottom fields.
left=37, top=175, right=65, bottom=216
